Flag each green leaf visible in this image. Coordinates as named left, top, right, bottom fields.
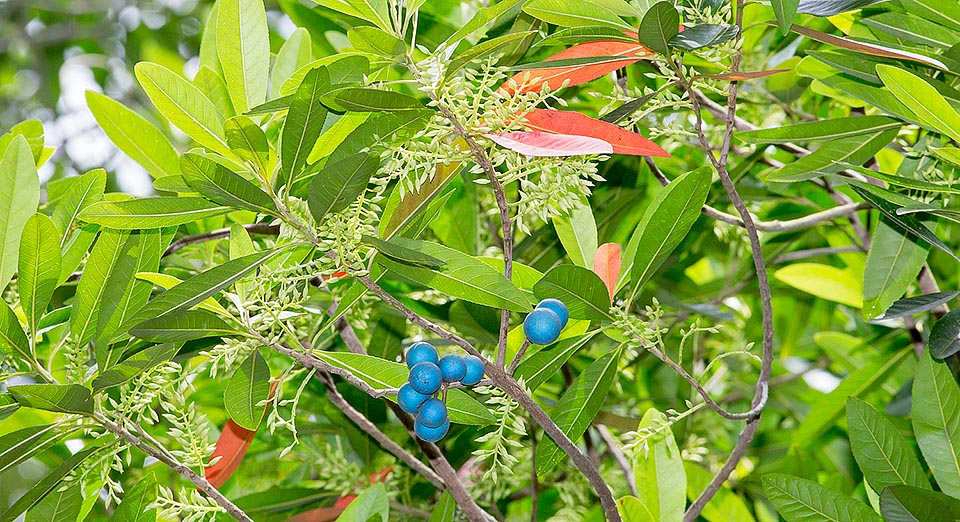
left=928, top=308, right=960, bottom=359
left=862, top=13, right=960, bottom=49
left=316, top=0, right=391, bottom=32
left=0, top=445, right=100, bottom=522
left=92, top=343, right=180, bottom=391
left=515, top=334, right=596, bottom=391
left=79, top=197, right=231, bottom=229
left=797, top=0, right=887, bottom=16
left=348, top=26, right=406, bottom=58
left=307, top=153, right=380, bottom=221
left=446, top=32, right=538, bottom=79
left=913, top=351, right=960, bottom=497
left=375, top=238, right=530, bottom=312
left=764, top=129, right=897, bottom=182
left=281, top=67, right=330, bottom=188
left=847, top=398, right=929, bottom=492
left=24, top=481, right=82, bottom=522
left=0, top=394, right=18, bottom=421
left=0, top=299, right=30, bottom=364
left=537, top=350, right=620, bottom=473
left=321, top=88, right=425, bottom=112
left=180, top=152, right=277, bottom=214
left=668, top=24, right=738, bottom=51
left=762, top=474, right=881, bottom=522
left=85, top=91, right=181, bottom=179
left=110, top=472, right=158, bottom=522
left=70, top=230, right=130, bottom=348
left=877, top=65, right=960, bottom=143
left=775, top=263, right=862, bottom=308
left=633, top=408, right=686, bottom=521
left=271, top=27, right=313, bottom=99
left=881, top=485, right=960, bottom=522
left=684, top=461, right=755, bottom=522
left=623, top=167, right=711, bottom=294
left=0, top=136, right=40, bottom=292
left=135, top=272, right=232, bottom=317
left=194, top=66, right=235, bottom=119
left=130, top=309, right=241, bottom=342
left=216, top=0, right=269, bottom=113
left=773, top=0, right=799, bottom=35
left=51, top=168, right=105, bottom=238
left=8, top=384, right=93, bottom=414
left=737, top=115, right=901, bottom=144
left=523, top=0, right=633, bottom=31
left=0, top=120, right=44, bottom=163
left=224, top=116, right=271, bottom=181
left=0, top=424, right=71, bottom=475
left=134, top=62, right=233, bottom=158
left=18, top=213, right=60, bottom=335
left=863, top=218, right=929, bottom=320
left=429, top=492, right=456, bottom=522
left=129, top=249, right=278, bottom=325
left=224, top=349, right=271, bottom=430
left=361, top=235, right=445, bottom=269
left=871, top=292, right=960, bottom=322
left=534, top=265, right=611, bottom=321
left=553, top=199, right=597, bottom=269
left=314, top=351, right=495, bottom=425
left=336, top=482, right=388, bottom=522
left=618, top=496, right=656, bottom=522
left=638, top=1, right=679, bottom=55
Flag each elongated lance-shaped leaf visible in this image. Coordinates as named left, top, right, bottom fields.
left=638, top=1, right=679, bottom=55
left=0, top=136, right=40, bottom=292
left=110, top=472, right=158, bottom=522
left=92, top=343, right=180, bottom=391
left=308, top=153, right=380, bottom=222
left=881, top=486, right=960, bottom=522
left=130, top=309, right=242, bottom=343
left=877, top=65, right=960, bottom=143
left=738, top=115, right=901, bottom=144
left=534, top=264, right=612, bottom=320
left=217, top=0, right=269, bottom=113
left=18, top=213, right=60, bottom=336
left=225, top=116, right=271, bottom=182
left=537, top=349, right=620, bottom=473
left=51, top=169, right=105, bottom=241
left=8, top=384, right=93, bottom=415
left=224, top=349, right=271, bottom=430
left=522, top=0, right=633, bottom=31
left=773, top=0, right=799, bottom=34
left=632, top=408, right=686, bottom=520
left=847, top=397, right=930, bottom=492
left=79, top=197, right=232, bottom=229
left=871, top=291, right=960, bottom=322
left=863, top=217, right=929, bottom=320
left=0, top=445, right=101, bottom=522
left=86, top=91, right=181, bottom=179
left=281, top=67, right=330, bottom=190
left=764, top=129, right=897, bottom=182
left=0, top=424, right=76, bottom=477
left=515, top=335, right=598, bottom=391
left=195, top=66, right=235, bottom=119
left=0, top=299, right=30, bottom=364
left=271, top=28, right=313, bottom=99
left=913, top=352, right=960, bottom=497
left=70, top=230, right=130, bottom=348
left=180, top=152, right=277, bottom=215
left=762, top=474, right=881, bottom=522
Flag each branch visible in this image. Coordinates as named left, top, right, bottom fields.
left=163, top=223, right=280, bottom=257
left=595, top=424, right=637, bottom=497
left=95, top=415, right=252, bottom=522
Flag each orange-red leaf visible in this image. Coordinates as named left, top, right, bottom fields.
left=205, top=381, right=278, bottom=488
left=593, top=243, right=621, bottom=299
left=502, top=40, right=655, bottom=94
left=523, top=109, right=669, bottom=157
left=285, top=508, right=343, bottom=522
left=697, top=69, right=789, bottom=81
left=483, top=131, right=614, bottom=157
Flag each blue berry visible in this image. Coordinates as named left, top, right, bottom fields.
left=406, top=342, right=439, bottom=368
left=408, top=362, right=442, bottom=395
left=536, top=298, right=569, bottom=329
left=415, top=417, right=451, bottom=443
left=397, top=383, right=429, bottom=414
left=417, top=398, right=447, bottom=428
left=439, top=354, right=466, bottom=382
left=523, top=308, right=562, bottom=345
left=461, top=355, right=485, bottom=386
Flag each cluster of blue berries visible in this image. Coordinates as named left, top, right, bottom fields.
left=523, top=298, right=569, bottom=345
left=397, top=342, right=485, bottom=443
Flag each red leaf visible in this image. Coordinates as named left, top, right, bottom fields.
left=697, top=69, right=789, bottom=81
left=522, top=109, right=669, bottom=157
left=483, top=131, right=613, bottom=157
left=593, top=243, right=621, bottom=299
left=284, top=508, right=343, bottom=522
left=501, top=40, right=655, bottom=94
left=205, top=381, right=278, bottom=488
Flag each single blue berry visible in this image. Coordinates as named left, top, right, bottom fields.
left=417, top=398, right=447, bottom=428
left=523, top=308, right=562, bottom=345
left=439, top=354, right=466, bottom=382
left=536, top=298, right=569, bottom=329
left=406, top=342, right=439, bottom=368
left=415, top=416, right=451, bottom=443
left=461, top=355, right=485, bottom=386
left=408, top=362, right=442, bottom=395
left=397, top=383, right=429, bottom=414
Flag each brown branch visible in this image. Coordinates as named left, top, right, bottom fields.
left=163, top=223, right=280, bottom=257
left=596, top=424, right=637, bottom=497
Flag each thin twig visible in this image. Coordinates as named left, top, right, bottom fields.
left=595, top=425, right=637, bottom=497
left=163, top=223, right=280, bottom=257
left=507, top=339, right=531, bottom=375
left=772, top=246, right=863, bottom=264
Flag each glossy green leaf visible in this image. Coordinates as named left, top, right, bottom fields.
left=776, top=263, right=862, bottom=308
left=225, top=116, right=271, bottom=181
left=534, top=265, right=611, bottom=320
left=684, top=461, right=755, bottom=522
left=773, top=0, right=799, bottom=34
left=321, top=88, right=425, bottom=112
left=348, top=26, right=406, bottom=58
left=669, top=24, right=738, bottom=51
left=638, top=2, right=679, bottom=55
left=307, top=153, right=380, bottom=221
left=0, top=445, right=100, bottom=522
left=880, top=486, right=960, bottom=522
left=0, top=299, right=30, bottom=363
left=446, top=32, right=538, bottom=79
left=361, top=235, right=445, bottom=269
left=862, top=218, right=929, bottom=319
left=871, top=291, right=960, bottom=322
left=18, top=213, right=60, bottom=335
left=537, top=349, right=620, bottom=473
left=515, top=334, right=596, bottom=391
left=86, top=91, right=181, bottom=179
left=92, top=343, right=180, bottom=391
left=315, top=351, right=495, bottom=425
left=281, top=67, right=330, bottom=188
left=928, top=308, right=960, bottom=359
left=797, top=0, right=887, bottom=16
left=376, top=238, right=530, bottom=312
left=79, top=197, right=231, bottom=229
left=0, top=120, right=44, bottom=163
left=899, top=0, right=960, bottom=31
left=70, top=230, right=130, bottom=347
left=523, top=0, right=633, bottom=31
left=913, top=351, right=960, bottom=497
left=738, top=115, right=900, bottom=144
left=271, top=28, right=313, bottom=99
left=110, top=473, right=158, bottom=522
left=0, top=424, right=70, bottom=476
left=216, top=0, right=269, bottom=113
left=336, top=482, right=388, bottom=522
left=617, top=496, right=656, bottom=522
left=554, top=199, right=597, bottom=269
left=763, top=474, right=881, bottom=522
left=135, top=272, right=232, bottom=317
left=863, top=13, right=960, bottom=49
left=130, top=309, right=241, bottom=342
left=429, top=492, right=456, bottom=522
left=0, top=394, right=18, bottom=422
left=194, top=66, right=235, bottom=118
left=623, top=167, right=711, bottom=294
left=633, top=408, right=686, bottom=521
left=764, top=129, right=897, bottom=182
left=180, top=152, right=277, bottom=214
left=24, top=481, right=82, bottom=522
left=8, top=384, right=93, bottom=414
left=847, top=397, right=929, bottom=492
left=0, top=136, right=40, bottom=292
left=877, top=65, right=960, bottom=143
left=134, top=62, right=232, bottom=158
left=224, top=349, right=271, bottom=430
left=51, top=168, right=105, bottom=238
